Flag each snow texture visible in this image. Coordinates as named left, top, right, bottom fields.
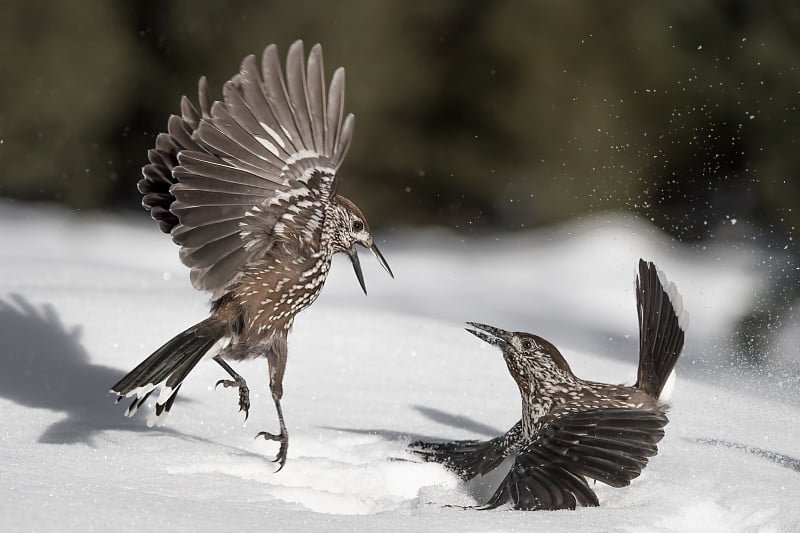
left=0, top=201, right=798, bottom=532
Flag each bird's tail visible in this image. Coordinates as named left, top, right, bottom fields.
left=635, top=259, right=689, bottom=400
left=110, top=318, right=225, bottom=426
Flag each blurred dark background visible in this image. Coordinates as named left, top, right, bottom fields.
left=0, top=0, right=798, bottom=362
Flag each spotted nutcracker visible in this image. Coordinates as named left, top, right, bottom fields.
left=412, top=259, right=687, bottom=510
left=111, top=40, right=392, bottom=470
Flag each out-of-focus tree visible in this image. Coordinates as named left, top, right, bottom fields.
left=1, top=0, right=798, bottom=364
left=0, top=0, right=142, bottom=208
left=1, top=1, right=797, bottom=235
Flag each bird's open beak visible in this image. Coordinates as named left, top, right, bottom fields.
left=349, top=248, right=368, bottom=295
left=350, top=242, right=392, bottom=295
left=465, top=322, right=510, bottom=348
left=370, top=243, right=393, bottom=279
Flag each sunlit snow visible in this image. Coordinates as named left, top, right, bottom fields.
left=1, top=201, right=797, bottom=532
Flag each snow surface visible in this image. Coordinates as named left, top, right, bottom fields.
left=1, top=201, right=798, bottom=532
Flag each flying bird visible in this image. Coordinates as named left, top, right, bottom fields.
left=412, top=259, right=687, bottom=510
left=111, top=40, right=392, bottom=469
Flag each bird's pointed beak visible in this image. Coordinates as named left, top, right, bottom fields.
left=370, top=242, right=393, bottom=278
left=349, top=248, right=368, bottom=295
left=465, top=322, right=510, bottom=348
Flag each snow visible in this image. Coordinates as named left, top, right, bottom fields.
left=0, top=201, right=798, bottom=532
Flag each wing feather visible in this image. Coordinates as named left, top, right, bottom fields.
left=306, top=44, right=326, bottom=153
left=326, top=68, right=351, bottom=167
left=481, top=458, right=597, bottom=511
left=219, top=82, right=289, bottom=169
left=336, top=113, right=355, bottom=171
left=484, top=408, right=668, bottom=510
left=179, top=233, right=247, bottom=269
left=162, top=115, right=196, bottom=152
left=261, top=44, right=304, bottom=153
left=173, top=175, right=278, bottom=195
left=171, top=189, right=265, bottom=207
left=236, top=55, right=295, bottom=160
left=171, top=219, right=243, bottom=248
left=170, top=201, right=247, bottom=228
left=175, top=151, right=281, bottom=189
left=190, top=247, right=252, bottom=291
left=139, top=41, right=354, bottom=293
left=285, top=41, right=316, bottom=151
left=410, top=435, right=510, bottom=481
left=195, top=108, right=285, bottom=180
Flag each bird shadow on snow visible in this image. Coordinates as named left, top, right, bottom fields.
left=325, top=405, right=503, bottom=443
left=0, top=294, right=202, bottom=446
left=692, top=437, right=800, bottom=473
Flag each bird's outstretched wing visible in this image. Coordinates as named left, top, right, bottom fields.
left=138, top=40, right=355, bottom=292
left=138, top=76, right=213, bottom=234
left=410, top=423, right=524, bottom=481
left=483, top=407, right=668, bottom=511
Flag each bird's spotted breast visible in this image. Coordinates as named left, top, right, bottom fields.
left=230, top=251, right=330, bottom=336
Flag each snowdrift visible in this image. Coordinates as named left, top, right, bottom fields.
left=1, top=202, right=797, bottom=532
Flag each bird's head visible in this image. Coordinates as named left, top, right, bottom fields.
left=329, top=195, right=393, bottom=294
left=464, top=322, right=574, bottom=390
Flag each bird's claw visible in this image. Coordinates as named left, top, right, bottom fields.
left=214, top=378, right=250, bottom=421
left=256, top=430, right=289, bottom=471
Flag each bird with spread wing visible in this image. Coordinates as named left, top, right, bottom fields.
left=412, top=259, right=687, bottom=510
left=111, top=40, right=392, bottom=470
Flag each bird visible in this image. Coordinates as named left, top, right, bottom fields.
left=411, top=259, right=687, bottom=510
left=110, top=40, right=393, bottom=470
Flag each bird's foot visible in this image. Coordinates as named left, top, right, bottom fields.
left=215, top=377, right=250, bottom=421
left=256, top=429, right=289, bottom=471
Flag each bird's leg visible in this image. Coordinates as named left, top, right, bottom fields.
left=256, top=344, right=289, bottom=470
left=256, top=396, right=289, bottom=471
left=213, top=356, right=250, bottom=421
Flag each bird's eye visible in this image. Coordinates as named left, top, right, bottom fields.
left=352, top=220, right=364, bottom=232
left=521, top=340, right=533, bottom=350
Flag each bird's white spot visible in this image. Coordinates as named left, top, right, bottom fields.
left=254, top=136, right=280, bottom=157
left=286, top=149, right=321, bottom=166
left=124, top=383, right=155, bottom=399
left=659, top=369, right=677, bottom=402
left=258, top=122, right=287, bottom=149
left=156, top=385, right=175, bottom=406
left=201, top=336, right=231, bottom=361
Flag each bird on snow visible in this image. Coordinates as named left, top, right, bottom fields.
left=411, top=259, right=687, bottom=510
left=111, top=40, right=392, bottom=470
